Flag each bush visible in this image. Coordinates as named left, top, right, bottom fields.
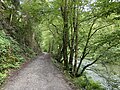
left=0, top=30, right=37, bottom=86
left=72, top=75, right=105, bottom=90
left=0, top=30, right=25, bottom=85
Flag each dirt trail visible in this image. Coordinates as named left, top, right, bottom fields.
left=1, top=53, right=72, bottom=90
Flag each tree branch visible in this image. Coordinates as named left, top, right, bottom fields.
left=76, top=18, right=97, bottom=74
left=89, top=23, right=113, bottom=39
left=76, top=44, right=118, bottom=77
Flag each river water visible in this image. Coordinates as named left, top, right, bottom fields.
left=80, top=60, right=120, bottom=90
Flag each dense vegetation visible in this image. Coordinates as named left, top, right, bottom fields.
left=0, top=0, right=120, bottom=89
left=0, top=0, right=41, bottom=86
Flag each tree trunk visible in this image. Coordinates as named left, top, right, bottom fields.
left=69, top=0, right=74, bottom=73
left=73, top=0, right=79, bottom=75
left=61, top=0, right=69, bottom=69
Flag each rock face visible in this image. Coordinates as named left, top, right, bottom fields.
left=2, top=53, right=72, bottom=90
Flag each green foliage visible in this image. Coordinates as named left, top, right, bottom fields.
left=92, top=0, right=120, bottom=18
left=73, top=76, right=105, bottom=90
left=0, top=73, right=7, bottom=86
left=0, top=0, right=42, bottom=87
left=0, top=30, right=37, bottom=86
left=0, top=0, right=120, bottom=89
left=0, top=30, right=26, bottom=85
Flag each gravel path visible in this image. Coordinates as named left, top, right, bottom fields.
left=2, top=53, right=72, bottom=90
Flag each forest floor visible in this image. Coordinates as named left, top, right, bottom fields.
left=1, top=53, right=74, bottom=90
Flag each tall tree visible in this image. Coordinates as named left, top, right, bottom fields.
left=61, top=0, right=69, bottom=69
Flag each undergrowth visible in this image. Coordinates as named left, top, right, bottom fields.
left=0, top=30, right=36, bottom=86
left=63, top=70, right=105, bottom=90
left=72, top=75, right=105, bottom=90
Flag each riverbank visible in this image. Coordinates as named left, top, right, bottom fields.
left=84, top=61, right=120, bottom=90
